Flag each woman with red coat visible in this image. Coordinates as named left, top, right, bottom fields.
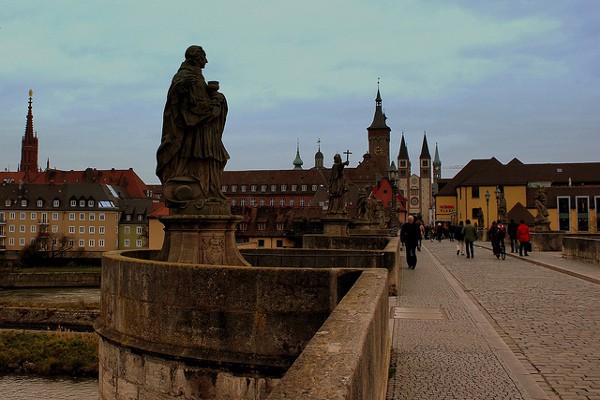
left=516, top=220, right=531, bottom=256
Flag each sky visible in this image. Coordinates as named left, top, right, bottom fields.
left=1, top=1, right=599, bottom=184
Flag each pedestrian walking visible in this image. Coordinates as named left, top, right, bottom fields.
left=417, top=219, right=425, bottom=251
left=400, top=215, right=420, bottom=269
left=508, top=219, right=519, bottom=253
left=517, top=220, right=531, bottom=256
left=462, top=219, right=477, bottom=259
left=454, top=221, right=465, bottom=256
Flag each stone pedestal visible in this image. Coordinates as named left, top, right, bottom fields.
left=322, top=215, right=350, bottom=236
left=349, top=220, right=389, bottom=236
left=534, top=221, right=551, bottom=231
left=156, top=214, right=250, bottom=266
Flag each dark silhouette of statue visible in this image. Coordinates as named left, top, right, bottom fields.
left=355, top=186, right=370, bottom=220
left=327, top=154, right=350, bottom=214
left=534, top=186, right=550, bottom=224
left=477, top=207, right=484, bottom=228
left=497, top=192, right=508, bottom=222
left=156, top=45, right=229, bottom=207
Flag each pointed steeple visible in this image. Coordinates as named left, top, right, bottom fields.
left=19, top=89, right=39, bottom=173
left=293, top=138, right=304, bottom=170
left=433, top=142, right=442, bottom=181
left=398, top=132, right=409, bottom=160
left=419, top=131, right=431, bottom=159
left=433, top=143, right=441, bottom=167
left=367, top=81, right=390, bottom=130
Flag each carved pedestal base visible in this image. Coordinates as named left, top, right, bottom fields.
left=349, top=220, right=389, bottom=236
left=322, top=215, right=351, bottom=236
left=156, top=215, right=250, bottom=266
left=534, top=221, right=551, bottom=231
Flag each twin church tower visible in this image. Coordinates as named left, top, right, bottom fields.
left=365, top=86, right=441, bottom=223
left=301, top=86, right=442, bottom=223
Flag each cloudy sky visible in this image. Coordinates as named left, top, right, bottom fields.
left=1, top=1, right=598, bottom=184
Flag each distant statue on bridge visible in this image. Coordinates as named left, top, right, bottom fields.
left=354, top=186, right=370, bottom=220
left=534, top=186, right=550, bottom=224
left=327, top=154, right=350, bottom=215
left=156, top=45, right=229, bottom=207
left=477, top=207, right=484, bottom=228
left=497, top=192, right=508, bottom=223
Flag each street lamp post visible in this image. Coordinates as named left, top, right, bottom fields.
left=388, top=162, right=399, bottom=235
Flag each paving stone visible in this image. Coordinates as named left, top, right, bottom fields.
left=388, top=241, right=599, bottom=400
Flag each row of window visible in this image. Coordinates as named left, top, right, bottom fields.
left=231, top=198, right=307, bottom=207
left=4, top=198, right=103, bottom=208
left=5, top=225, right=142, bottom=235
left=1, top=211, right=109, bottom=222
left=222, top=184, right=320, bottom=193
left=6, top=237, right=108, bottom=248
left=238, top=223, right=285, bottom=231
left=7, top=224, right=110, bottom=234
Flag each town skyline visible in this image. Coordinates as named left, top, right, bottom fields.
left=1, top=1, right=599, bottom=184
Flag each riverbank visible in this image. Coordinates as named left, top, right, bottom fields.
left=0, top=330, right=98, bottom=377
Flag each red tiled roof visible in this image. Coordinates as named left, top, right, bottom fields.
left=0, top=168, right=149, bottom=199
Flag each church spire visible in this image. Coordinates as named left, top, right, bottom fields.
left=367, top=79, right=390, bottom=130
left=19, top=89, right=39, bottom=173
left=293, top=138, right=304, bottom=170
left=398, top=131, right=409, bottom=160
left=419, top=130, right=431, bottom=159
left=433, top=142, right=442, bottom=181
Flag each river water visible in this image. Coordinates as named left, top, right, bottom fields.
left=0, top=287, right=100, bottom=304
left=0, top=288, right=100, bottom=397
left=0, top=375, right=98, bottom=399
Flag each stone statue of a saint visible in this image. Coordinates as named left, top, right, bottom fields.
left=497, top=192, right=508, bottom=223
left=327, top=154, right=350, bottom=214
left=476, top=207, right=484, bottom=228
left=156, top=45, right=229, bottom=209
left=534, top=186, right=550, bottom=224
left=354, top=186, right=369, bottom=220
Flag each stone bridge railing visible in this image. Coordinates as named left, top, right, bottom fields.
left=267, top=269, right=390, bottom=400
left=562, top=236, right=600, bottom=263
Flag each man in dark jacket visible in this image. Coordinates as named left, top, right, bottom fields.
left=401, top=215, right=421, bottom=269
left=507, top=219, right=519, bottom=253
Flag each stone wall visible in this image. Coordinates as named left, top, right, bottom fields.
left=0, top=307, right=98, bottom=331
left=530, top=231, right=564, bottom=251
left=242, top=236, right=401, bottom=296
left=267, top=270, right=390, bottom=400
left=97, top=250, right=376, bottom=399
left=0, top=272, right=100, bottom=288
left=303, top=234, right=390, bottom=250
left=562, top=236, right=600, bottom=263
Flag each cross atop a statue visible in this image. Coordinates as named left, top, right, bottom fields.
left=343, top=149, right=352, bottom=163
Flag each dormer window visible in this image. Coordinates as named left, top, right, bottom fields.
left=70, top=200, right=77, bottom=207
left=20, top=199, right=27, bottom=207
left=37, top=199, right=43, bottom=207
left=88, top=199, right=95, bottom=207
left=53, top=199, right=60, bottom=207
left=5, top=199, right=11, bottom=207
left=79, top=199, right=86, bottom=207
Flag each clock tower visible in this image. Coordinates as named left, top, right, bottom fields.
left=367, top=86, right=391, bottom=174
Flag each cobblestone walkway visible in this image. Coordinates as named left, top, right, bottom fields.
left=387, top=240, right=600, bottom=400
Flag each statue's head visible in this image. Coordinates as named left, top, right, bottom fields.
left=334, top=154, right=342, bottom=163
left=185, top=45, right=207, bottom=67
